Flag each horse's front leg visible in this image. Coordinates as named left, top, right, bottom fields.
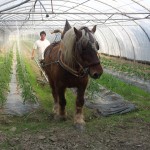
left=74, top=87, right=86, bottom=129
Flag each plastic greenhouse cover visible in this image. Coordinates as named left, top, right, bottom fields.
left=0, top=0, right=150, bottom=62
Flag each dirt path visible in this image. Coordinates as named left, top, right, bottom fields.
left=0, top=115, right=149, bottom=150
left=3, top=43, right=38, bottom=116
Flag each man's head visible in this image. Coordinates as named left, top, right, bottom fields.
left=40, top=31, right=46, bottom=41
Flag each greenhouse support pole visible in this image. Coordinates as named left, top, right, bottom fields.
left=16, top=21, right=20, bottom=54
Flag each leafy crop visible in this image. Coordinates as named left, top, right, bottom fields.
left=101, top=56, right=150, bottom=80
left=16, top=50, right=38, bottom=103
left=0, top=50, right=13, bottom=106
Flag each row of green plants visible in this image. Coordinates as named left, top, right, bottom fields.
left=101, top=56, right=150, bottom=80
left=0, top=50, right=13, bottom=106
left=90, top=74, right=150, bottom=106
left=16, top=49, right=38, bottom=103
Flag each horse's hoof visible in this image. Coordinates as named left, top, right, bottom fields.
left=74, top=123, right=85, bottom=131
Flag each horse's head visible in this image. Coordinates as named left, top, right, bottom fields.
left=74, top=26, right=103, bottom=79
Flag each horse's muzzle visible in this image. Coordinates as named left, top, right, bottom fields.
left=89, top=66, right=103, bottom=79
left=92, top=72, right=101, bottom=79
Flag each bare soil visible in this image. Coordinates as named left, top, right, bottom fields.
left=0, top=114, right=150, bottom=150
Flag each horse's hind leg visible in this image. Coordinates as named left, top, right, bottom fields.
left=74, top=87, right=86, bottom=128
left=49, top=80, right=59, bottom=116
left=57, top=87, right=67, bottom=120
left=50, top=81, right=66, bottom=120
left=52, top=88, right=59, bottom=116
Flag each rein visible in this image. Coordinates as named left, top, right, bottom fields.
left=41, top=60, right=59, bottom=67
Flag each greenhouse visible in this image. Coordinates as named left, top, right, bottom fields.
left=0, top=0, right=150, bottom=149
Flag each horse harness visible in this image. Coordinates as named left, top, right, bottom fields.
left=40, top=42, right=100, bottom=78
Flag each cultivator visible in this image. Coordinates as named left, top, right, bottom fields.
left=34, top=58, right=49, bottom=83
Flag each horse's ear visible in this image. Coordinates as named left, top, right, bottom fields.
left=66, top=19, right=71, bottom=28
left=61, top=19, right=71, bottom=39
left=74, top=27, right=82, bottom=40
left=91, top=25, right=97, bottom=33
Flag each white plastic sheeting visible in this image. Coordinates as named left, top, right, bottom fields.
left=0, top=0, right=150, bottom=62
left=0, top=30, right=4, bottom=46
left=95, top=19, right=150, bottom=62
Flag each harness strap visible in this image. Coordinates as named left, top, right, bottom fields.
left=41, top=50, right=99, bottom=78
left=84, top=61, right=100, bottom=68
left=58, top=51, right=88, bottom=77
left=41, top=60, right=59, bottom=67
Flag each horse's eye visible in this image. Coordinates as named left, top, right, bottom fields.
left=95, top=41, right=99, bottom=50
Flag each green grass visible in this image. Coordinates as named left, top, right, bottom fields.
left=97, top=73, right=150, bottom=107
left=24, top=56, right=77, bottom=115
left=24, top=58, right=53, bottom=111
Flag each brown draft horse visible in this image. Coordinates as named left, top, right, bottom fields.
left=42, top=20, right=103, bottom=129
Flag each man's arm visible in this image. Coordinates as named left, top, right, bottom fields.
left=31, top=49, right=35, bottom=59
left=31, top=41, right=37, bottom=59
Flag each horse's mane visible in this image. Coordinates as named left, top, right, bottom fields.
left=61, top=28, right=76, bottom=68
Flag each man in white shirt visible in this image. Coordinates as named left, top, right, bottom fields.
left=31, top=31, right=50, bottom=60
